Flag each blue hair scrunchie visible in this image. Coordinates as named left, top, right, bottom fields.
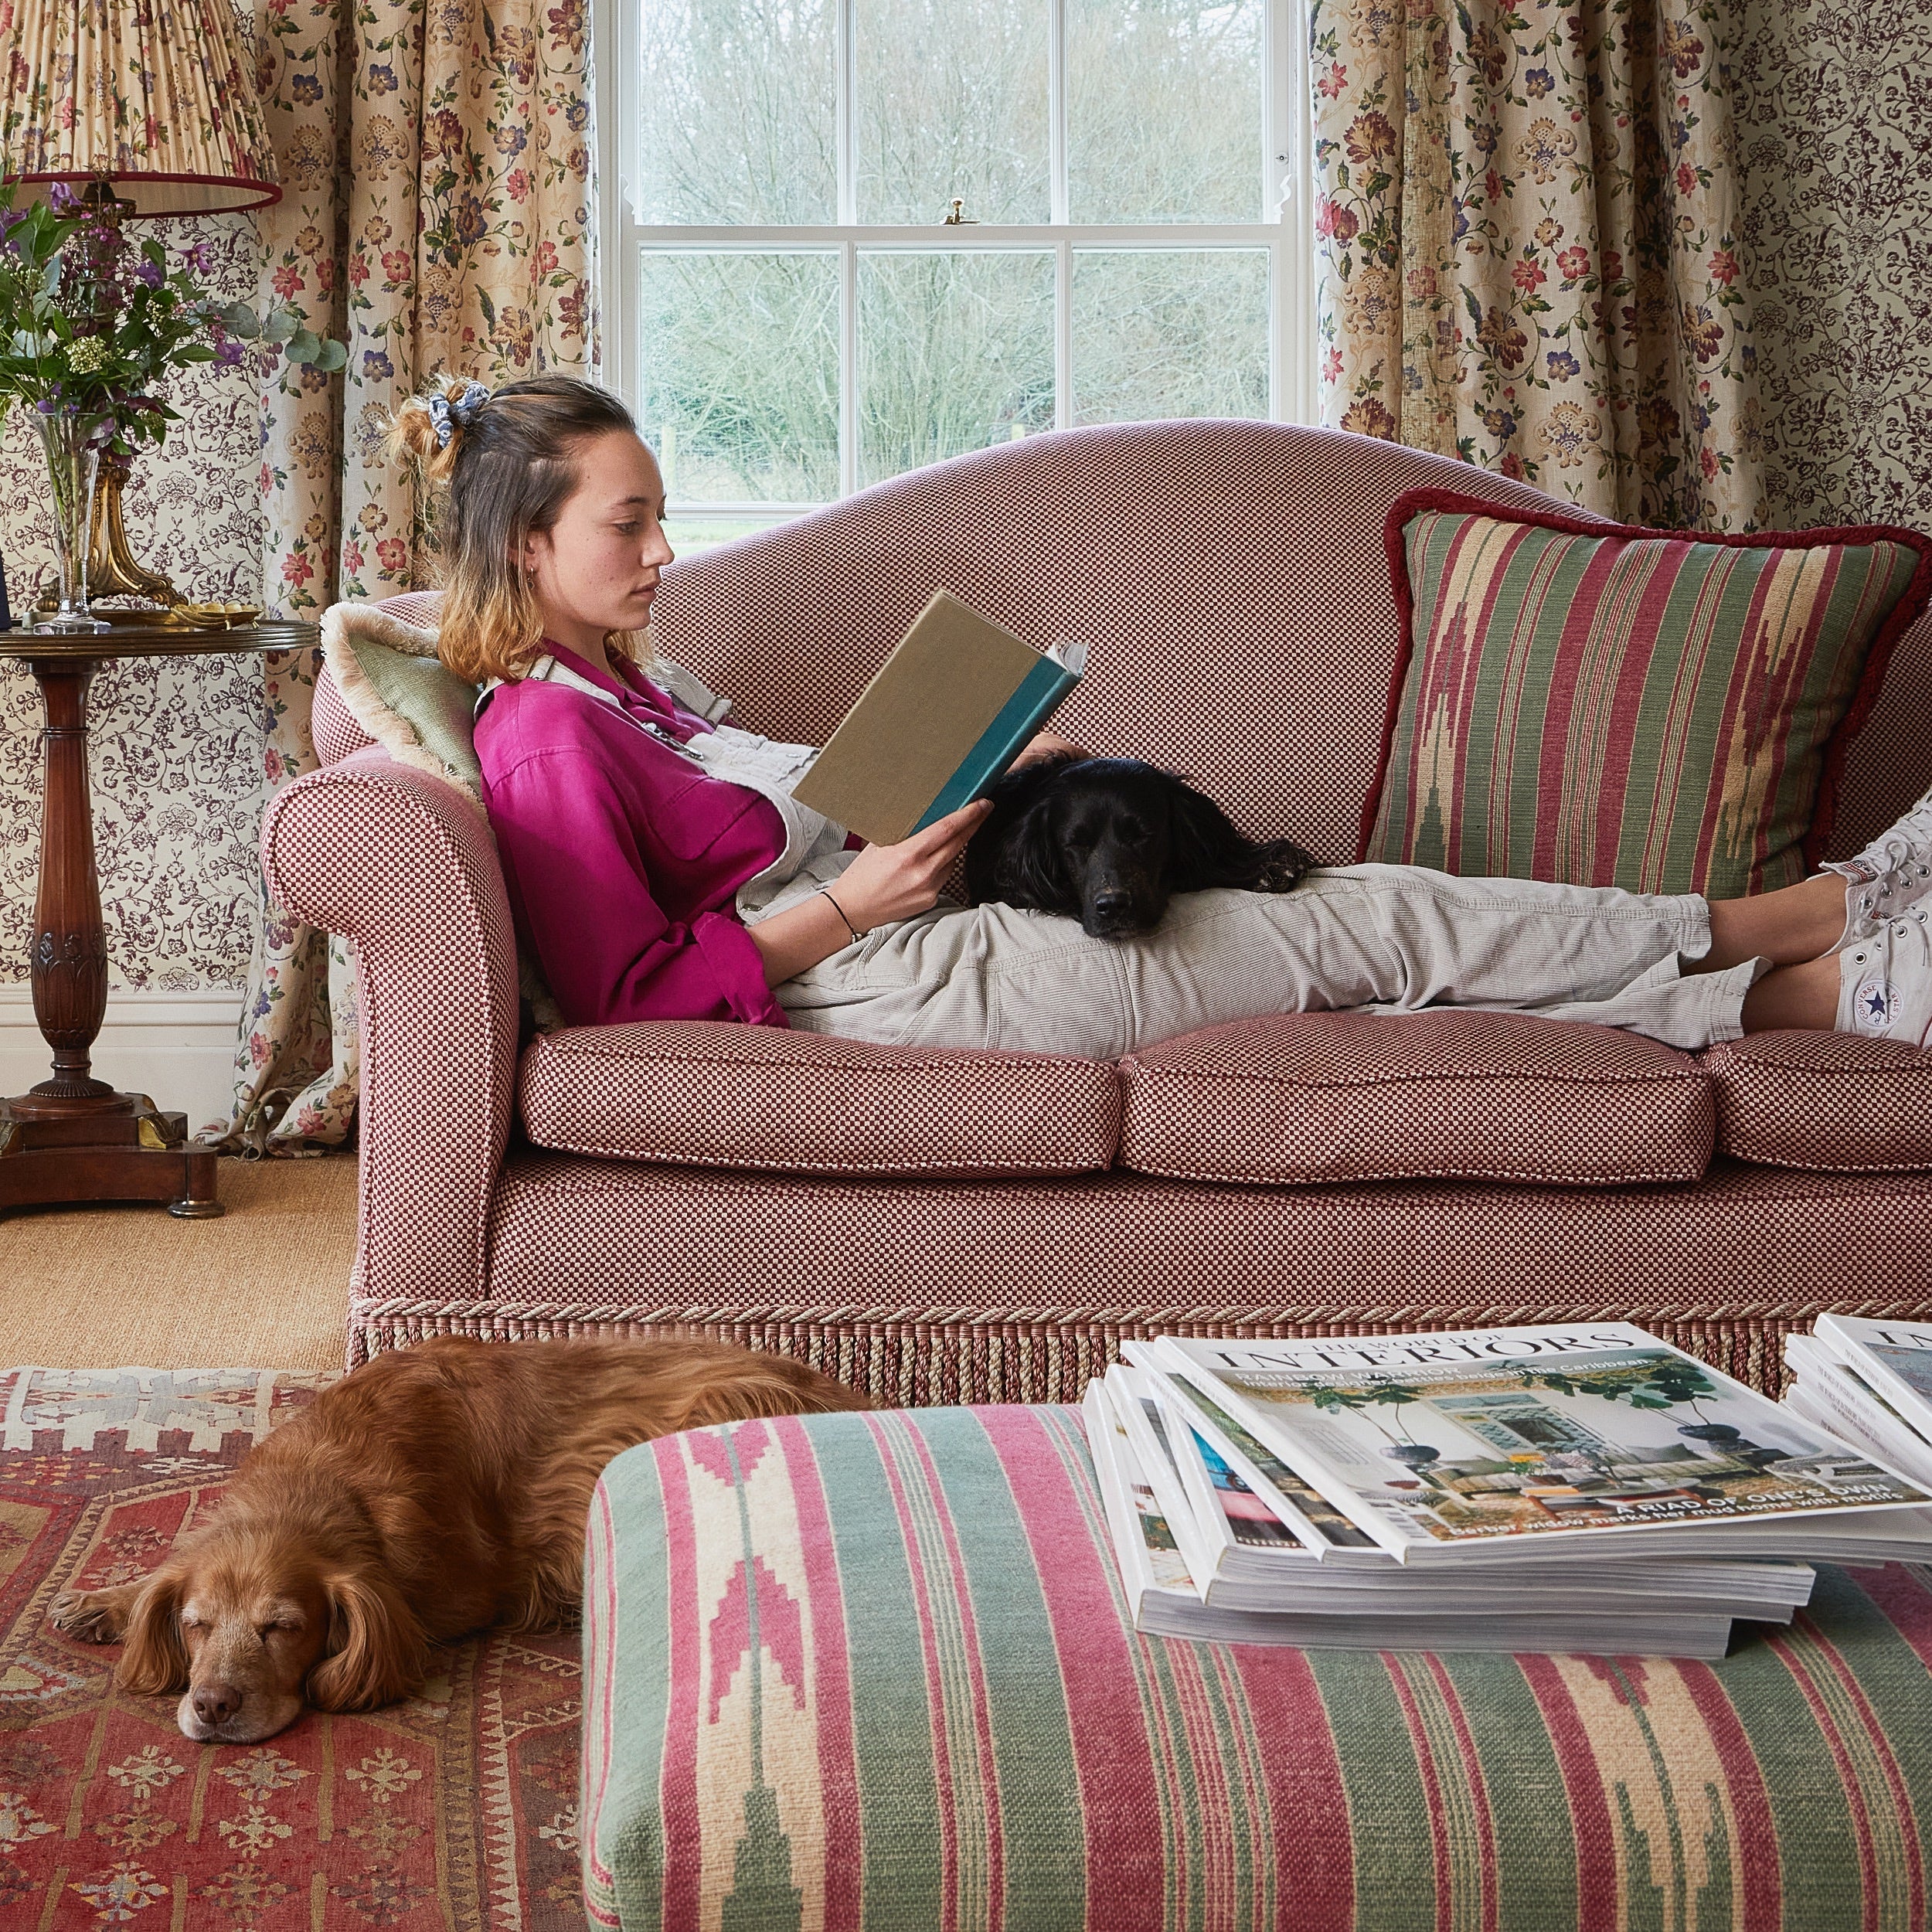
left=425, top=379, right=492, bottom=449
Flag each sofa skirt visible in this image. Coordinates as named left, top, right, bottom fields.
left=344, top=1151, right=1932, bottom=1400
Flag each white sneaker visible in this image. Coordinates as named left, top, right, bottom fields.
left=1838, top=906, right=1932, bottom=1046
left=1825, top=783, right=1932, bottom=948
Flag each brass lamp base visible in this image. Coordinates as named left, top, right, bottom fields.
left=87, top=462, right=182, bottom=607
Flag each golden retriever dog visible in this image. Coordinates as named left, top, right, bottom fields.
left=50, top=1336, right=869, bottom=1743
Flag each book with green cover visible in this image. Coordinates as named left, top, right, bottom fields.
left=789, top=589, right=1085, bottom=843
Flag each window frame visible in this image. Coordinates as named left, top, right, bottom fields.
left=593, top=0, right=1316, bottom=524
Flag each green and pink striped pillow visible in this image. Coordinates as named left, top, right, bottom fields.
left=1360, top=492, right=1932, bottom=897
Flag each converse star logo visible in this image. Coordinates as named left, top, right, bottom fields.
left=1857, top=978, right=1898, bottom=1031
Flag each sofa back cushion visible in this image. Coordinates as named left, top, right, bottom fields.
left=1117, top=1009, right=1713, bottom=1187
left=518, top=1021, right=1123, bottom=1177
left=1362, top=492, right=1932, bottom=896
left=647, top=423, right=1580, bottom=865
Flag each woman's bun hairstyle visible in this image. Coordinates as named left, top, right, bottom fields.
left=386, top=372, right=642, bottom=684
left=386, top=374, right=491, bottom=485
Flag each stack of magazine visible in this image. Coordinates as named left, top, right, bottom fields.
left=1086, top=1322, right=1932, bottom=1659
left=1782, top=1314, right=1932, bottom=1488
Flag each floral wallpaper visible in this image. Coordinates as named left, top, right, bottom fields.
left=0, top=213, right=267, bottom=992
left=1728, top=0, right=1932, bottom=536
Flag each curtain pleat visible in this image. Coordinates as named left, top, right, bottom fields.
left=213, top=0, right=598, bottom=1152
left=1312, top=0, right=1764, bottom=532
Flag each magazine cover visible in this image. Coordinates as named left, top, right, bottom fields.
left=1816, top=1315, right=1932, bottom=1437
left=1156, top=1325, right=1930, bottom=1556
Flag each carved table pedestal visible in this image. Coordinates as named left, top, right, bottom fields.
left=0, top=621, right=318, bottom=1217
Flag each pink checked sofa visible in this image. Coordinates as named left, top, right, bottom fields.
left=267, top=422, right=1932, bottom=1398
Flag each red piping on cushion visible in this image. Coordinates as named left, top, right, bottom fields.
left=1356, top=485, right=1932, bottom=875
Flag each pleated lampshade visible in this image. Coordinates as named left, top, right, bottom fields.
left=1, top=0, right=281, bottom=216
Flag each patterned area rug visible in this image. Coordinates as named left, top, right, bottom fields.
left=0, top=1368, right=585, bottom=1930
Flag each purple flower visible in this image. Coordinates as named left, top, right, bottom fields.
left=183, top=240, right=214, bottom=276
left=211, top=326, right=246, bottom=369
left=48, top=180, right=82, bottom=213
left=134, top=256, right=163, bottom=287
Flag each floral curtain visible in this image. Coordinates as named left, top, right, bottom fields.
left=1311, top=0, right=1764, bottom=532
left=213, top=0, right=599, bottom=1151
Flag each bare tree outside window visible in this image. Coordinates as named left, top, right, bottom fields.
left=607, top=0, right=1313, bottom=543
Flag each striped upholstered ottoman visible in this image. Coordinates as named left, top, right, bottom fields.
left=581, top=1406, right=1932, bottom=1930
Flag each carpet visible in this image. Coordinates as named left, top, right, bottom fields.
left=0, top=1156, right=355, bottom=1374
left=0, top=1366, right=586, bottom=1930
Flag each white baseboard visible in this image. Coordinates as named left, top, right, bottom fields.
left=0, top=985, right=244, bottom=1134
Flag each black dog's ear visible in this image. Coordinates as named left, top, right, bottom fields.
left=1165, top=780, right=1314, bottom=894
left=990, top=795, right=1078, bottom=914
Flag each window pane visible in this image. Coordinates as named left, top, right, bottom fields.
left=856, top=0, right=1048, bottom=223
left=638, top=253, right=840, bottom=501
left=641, top=0, right=836, bottom=223
left=1072, top=250, right=1269, bottom=422
left=859, top=252, right=1054, bottom=484
left=1067, top=0, right=1264, bottom=223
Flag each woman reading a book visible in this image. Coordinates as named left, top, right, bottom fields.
left=392, top=376, right=1932, bottom=1058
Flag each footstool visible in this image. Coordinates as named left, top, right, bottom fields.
left=581, top=1405, right=1932, bottom=1930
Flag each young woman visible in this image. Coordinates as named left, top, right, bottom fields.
left=389, top=374, right=1932, bottom=1060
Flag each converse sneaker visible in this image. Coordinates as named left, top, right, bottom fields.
left=1826, top=781, right=1932, bottom=948
left=1838, top=905, right=1932, bottom=1046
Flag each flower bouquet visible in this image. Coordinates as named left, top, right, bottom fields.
left=0, top=182, right=345, bottom=631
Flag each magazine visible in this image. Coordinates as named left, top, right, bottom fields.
left=1815, top=1315, right=1932, bottom=1443
left=1783, top=1333, right=1932, bottom=1488
left=1082, top=1379, right=1753, bottom=1657
left=1151, top=1324, right=1932, bottom=1563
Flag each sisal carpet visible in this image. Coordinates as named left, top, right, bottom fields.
left=0, top=1366, right=585, bottom=1930
left=0, top=1157, right=355, bottom=1374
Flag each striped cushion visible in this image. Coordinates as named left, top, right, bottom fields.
left=1704, top=1029, right=1932, bottom=1172
left=519, top=1021, right=1123, bottom=1177
left=582, top=1404, right=1932, bottom=1931
left=1362, top=492, right=1932, bottom=896
left=1117, top=1009, right=1714, bottom=1187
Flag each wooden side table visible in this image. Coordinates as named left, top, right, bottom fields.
left=0, top=619, right=320, bottom=1218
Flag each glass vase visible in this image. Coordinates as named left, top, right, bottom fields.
left=32, top=410, right=113, bottom=634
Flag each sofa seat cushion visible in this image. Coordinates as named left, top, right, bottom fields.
left=1704, top=1029, right=1932, bottom=1172
left=583, top=1404, right=1932, bottom=1932
left=518, top=1020, right=1121, bottom=1178
left=1117, top=1009, right=1713, bottom=1187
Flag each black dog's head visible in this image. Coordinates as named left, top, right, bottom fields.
left=964, top=755, right=1315, bottom=939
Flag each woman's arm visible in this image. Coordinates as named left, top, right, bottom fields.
left=746, top=798, right=993, bottom=985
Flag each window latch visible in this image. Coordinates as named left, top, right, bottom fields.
left=943, top=198, right=979, bottom=226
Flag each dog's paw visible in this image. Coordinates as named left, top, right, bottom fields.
left=50, top=1586, right=134, bottom=1644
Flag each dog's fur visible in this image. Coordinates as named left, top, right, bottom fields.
left=965, top=754, right=1316, bottom=937
left=49, top=1337, right=869, bottom=1743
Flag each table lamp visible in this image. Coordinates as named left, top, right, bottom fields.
left=1, top=0, right=282, bottom=609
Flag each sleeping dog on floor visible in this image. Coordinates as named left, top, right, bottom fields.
left=964, top=753, right=1316, bottom=939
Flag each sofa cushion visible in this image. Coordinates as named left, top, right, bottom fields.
left=518, top=1020, right=1121, bottom=1177
left=1704, top=1029, right=1932, bottom=1172
left=1117, top=1009, right=1713, bottom=1187
left=1362, top=490, right=1932, bottom=896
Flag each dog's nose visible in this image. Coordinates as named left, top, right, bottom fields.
left=1092, top=888, right=1132, bottom=917
left=192, top=1682, right=242, bottom=1726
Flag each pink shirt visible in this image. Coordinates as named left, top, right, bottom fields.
left=475, top=643, right=791, bottom=1028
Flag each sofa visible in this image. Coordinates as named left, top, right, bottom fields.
left=264, top=420, right=1932, bottom=1398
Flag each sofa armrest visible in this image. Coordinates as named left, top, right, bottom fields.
left=261, top=747, right=519, bottom=1308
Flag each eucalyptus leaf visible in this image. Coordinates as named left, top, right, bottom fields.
left=262, top=311, right=298, bottom=345
left=311, top=338, right=349, bottom=372
left=284, top=328, right=321, bottom=364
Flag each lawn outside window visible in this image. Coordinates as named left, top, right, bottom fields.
left=594, top=0, right=1317, bottom=551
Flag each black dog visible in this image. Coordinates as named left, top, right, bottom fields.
left=964, top=754, right=1316, bottom=939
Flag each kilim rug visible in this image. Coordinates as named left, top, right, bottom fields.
left=0, top=1367, right=586, bottom=1931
